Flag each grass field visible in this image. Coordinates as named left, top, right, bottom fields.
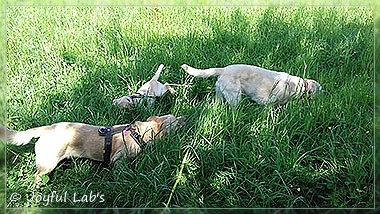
left=5, top=7, right=374, bottom=208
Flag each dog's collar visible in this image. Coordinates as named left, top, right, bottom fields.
left=304, top=79, right=309, bottom=91
left=300, top=79, right=310, bottom=98
left=98, top=124, right=142, bottom=167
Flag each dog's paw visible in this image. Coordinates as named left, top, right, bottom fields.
left=181, top=64, right=189, bottom=71
left=164, top=83, right=177, bottom=94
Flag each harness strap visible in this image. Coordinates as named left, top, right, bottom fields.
left=104, top=126, right=112, bottom=167
left=98, top=124, right=143, bottom=167
left=130, top=92, right=157, bottom=99
left=123, top=125, right=143, bottom=149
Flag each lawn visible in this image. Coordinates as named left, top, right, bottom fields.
left=5, top=7, right=373, bottom=208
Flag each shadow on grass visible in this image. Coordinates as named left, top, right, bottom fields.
left=6, top=7, right=373, bottom=208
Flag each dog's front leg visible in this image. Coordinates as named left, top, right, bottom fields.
left=164, top=83, right=177, bottom=94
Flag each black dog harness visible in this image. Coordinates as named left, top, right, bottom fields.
left=98, top=124, right=142, bottom=167
left=124, top=93, right=157, bottom=103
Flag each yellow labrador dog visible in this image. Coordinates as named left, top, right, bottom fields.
left=1, top=114, right=185, bottom=185
left=181, top=64, right=322, bottom=105
left=113, top=64, right=176, bottom=109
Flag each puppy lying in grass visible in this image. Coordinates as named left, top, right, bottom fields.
left=1, top=114, right=185, bottom=185
left=181, top=64, right=322, bottom=105
left=113, top=64, right=176, bottom=109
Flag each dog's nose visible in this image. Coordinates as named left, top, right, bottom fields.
left=177, top=116, right=186, bottom=126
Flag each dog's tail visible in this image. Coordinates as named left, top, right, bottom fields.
left=151, top=64, right=164, bottom=81
left=0, top=126, right=44, bottom=146
left=181, top=64, right=224, bottom=78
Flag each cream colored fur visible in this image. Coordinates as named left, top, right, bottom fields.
left=113, top=64, right=176, bottom=109
left=1, top=114, right=184, bottom=185
left=181, top=64, right=322, bottom=105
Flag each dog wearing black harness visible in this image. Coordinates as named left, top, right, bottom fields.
left=1, top=114, right=185, bottom=185
left=98, top=124, right=142, bottom=167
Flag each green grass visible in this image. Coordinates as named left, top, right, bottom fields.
left=5, top=7, right=373, bottom=208
left=374, top=5, right=379, bottom=212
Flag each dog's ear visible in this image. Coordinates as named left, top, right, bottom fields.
left=284, top=80, right=298, bottom=97
left=147, top=116, right=159, bottom=122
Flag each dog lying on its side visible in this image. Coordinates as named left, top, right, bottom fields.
left=181, top=64, right=322, bottom=105
left=113, top=64, right=176, bottom=109
left=1, top=114, right=185, bottom=185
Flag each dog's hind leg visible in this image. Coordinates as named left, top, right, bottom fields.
left=215, top=78, right=241, bottom=106
left=34, top=161, right=59, bottom=186
left=215, top=81, right=225, bottom=102
left=33, top=138, right=65, bottom=186
left=223, top=89, right=241, bottom=106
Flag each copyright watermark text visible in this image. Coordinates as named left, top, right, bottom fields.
left=9, top=191, right=105, bottom=206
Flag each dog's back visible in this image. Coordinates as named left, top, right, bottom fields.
left=181, top=64, right=284, bottom=79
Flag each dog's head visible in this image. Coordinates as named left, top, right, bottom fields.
left=113, top=95, right=140, bottom=110
left=146, top=114, right=185, bottom=135
left=304, top=79, right=323, bottom=96
left=132, top=114, right=185, bottom=141
left=128, top=114, right=184, bottom=144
